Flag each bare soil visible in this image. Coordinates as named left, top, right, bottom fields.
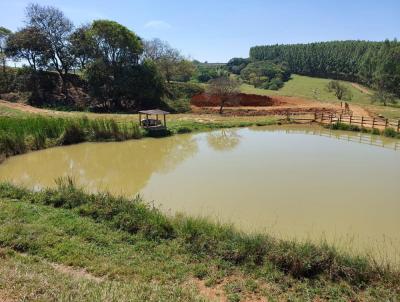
left=0, top=100, right=60, bottom=115
left=1, top=94, right=372, bottom=119
left=192, top=95, right=372, bottom=117
left=50, top=262, right=104, bottom=283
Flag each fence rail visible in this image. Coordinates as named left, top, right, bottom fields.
left=281, top=111, right=400, bottom=133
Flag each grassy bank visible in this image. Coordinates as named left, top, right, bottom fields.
left=0, top=180, right=399, bottom=301
left=326, top=122, right=400, bottom=139
left=240, top=74, right=400, bottom=119
left=0, top=116, right=142, bottom=161
left=0, top=115, right=279, bottom=162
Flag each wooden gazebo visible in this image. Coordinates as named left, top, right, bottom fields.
left=138, top=109, right=170, bottom=130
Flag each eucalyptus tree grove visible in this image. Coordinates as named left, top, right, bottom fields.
left=250, top=40, right=400, bottom=97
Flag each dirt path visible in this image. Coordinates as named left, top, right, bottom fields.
left=1, top=96, right=373, bottom=119
left=192, top=95, right=373, bottom=118
left=0, top=100, right=69, bottom=115
left=351, top=83, right=372, bottom=95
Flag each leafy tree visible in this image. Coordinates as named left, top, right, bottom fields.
left=5, top=27, right=51, bottom=99
left=226, top=57, right=250, bottom=74
left=0, top=27, right=12, bottom=73
left=327, top=81, right=352, bottom=101
left=85, top=20, right=163, bottom=110
left=207, top=76, right=240, bottom=114
left=193, top=62, right=228, bottom=83
left=371, top=89, right=397, bottom=106
left=373, top=44, right=400, bottom=97
left=143, top=38, right=194, bottom=82
left=26, top=3, right=76, bottom=94
left=249, top=40, right=400, bottom=97
left=173, top=60, right=196, bottom=82
left=69, top=24, right=94, bottom=70
left=240, top=61, right=290, bottom=90
left=6, top=27, right=49, bottom=71
left=89, top=20, right=143, bottom=66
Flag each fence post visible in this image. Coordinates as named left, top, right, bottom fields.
left=314, top=111, right=317, bottom=121
left=330, top=114, right=333, bottom=124
left=339, top=114, right=342, bottom=123
left=372, top=118, right=375, bottom=129
left=385, top=119, right=389, bottom=129
left=349, top=115, right=352, bottom=125
left=397, top=120, right=400, bottom=133
left=361, top=116, right=364, bottom=128
left=321, top=113, right=324, bottom=123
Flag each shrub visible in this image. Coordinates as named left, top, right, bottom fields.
left=0, top=131, right=26, bottom=156
left=60, top=122, right=86, bottom=145
left=372, top=128, right=381, bottom=135
left=383, top=127, right=397, bottom=138
left=176, top=126, right=192, bottom=134
left=175, top=216, right=269, bottom=265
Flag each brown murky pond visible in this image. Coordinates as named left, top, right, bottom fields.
left=1, top=125, right=399, bottom=263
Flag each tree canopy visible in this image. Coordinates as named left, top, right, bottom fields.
left=250, top=40, right=400, bottom=97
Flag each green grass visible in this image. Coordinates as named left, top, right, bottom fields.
left=0, top=104, right=26, bottom=116
left=0, top=116, right=142, bottom=161
left=0, top=114, right=281, bottom=162
left=326, top=122, right=400, bottom=138
left=168, top=117, right=279, bottom=134
left=0, top=181, right=398, bottom=301
left=240, top=74, right=400, bottom=119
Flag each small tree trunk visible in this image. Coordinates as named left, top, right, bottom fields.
left=219, top=99, right=225, bottom=115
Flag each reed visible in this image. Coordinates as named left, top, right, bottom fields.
left=0, top=116, right=143, bottom=161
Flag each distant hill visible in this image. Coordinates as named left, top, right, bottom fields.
left=249, top=40, right=400, bottom=96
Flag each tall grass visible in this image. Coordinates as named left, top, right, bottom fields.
left=327, top=122, right=400, bottom=138
left=0, top=180, right=398, bottom=288
left=0, top=116, right=143, bottom=160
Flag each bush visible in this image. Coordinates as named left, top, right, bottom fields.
left=371, top=128, right=381, bottom=135
left=175, top=216, right=269, bottom=265
left=61, top=123, right=86, bottom=145
left=0, top=131, right=26, bottom=156
left=176, top=126, right=193, bottom=134
left=383, top=127, right=397, bottom=138
left=164, top=97, right=191, bottom=113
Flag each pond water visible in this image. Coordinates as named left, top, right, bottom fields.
left=1, top=125, right=399, bottom=263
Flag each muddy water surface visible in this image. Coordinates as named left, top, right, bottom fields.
left=1, top=125, right=399, bottom=263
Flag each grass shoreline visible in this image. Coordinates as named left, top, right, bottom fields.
left=0, top=180, right=399, bottom=301
left=0, top=115, right=280, bottom=163
left=1, top=113, right=400, bottom=165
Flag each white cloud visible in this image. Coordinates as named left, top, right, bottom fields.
left=144, top=20, right=172, bottom=30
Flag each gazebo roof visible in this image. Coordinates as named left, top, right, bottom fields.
left=139, top=109, right=170, bottom=115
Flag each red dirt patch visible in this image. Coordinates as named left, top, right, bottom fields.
left=191, top=93, right=281, bottom=107
left=191, top=94, right=373, bottom=118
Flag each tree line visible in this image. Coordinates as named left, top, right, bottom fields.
left=249, top=40, right=400, bottom=97
left=0, top=4, right=200, bottom=111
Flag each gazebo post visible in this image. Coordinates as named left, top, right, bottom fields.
left=138, top=109, right=169, bottom=130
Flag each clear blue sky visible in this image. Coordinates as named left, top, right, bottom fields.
left=1, top=0, right=399, bottom=62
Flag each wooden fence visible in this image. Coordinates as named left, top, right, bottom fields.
left=316, top=112, right=400, bottom=131
left=282, top=111, right=400, bottom=132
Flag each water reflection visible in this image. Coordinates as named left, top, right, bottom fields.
left=0, top=134, right=198, bottom=196
left=207, top=129, right=241, bottom=151
left=0, top=125, right=399, bottom=263
left=249, top=125, right=400, bottom=151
